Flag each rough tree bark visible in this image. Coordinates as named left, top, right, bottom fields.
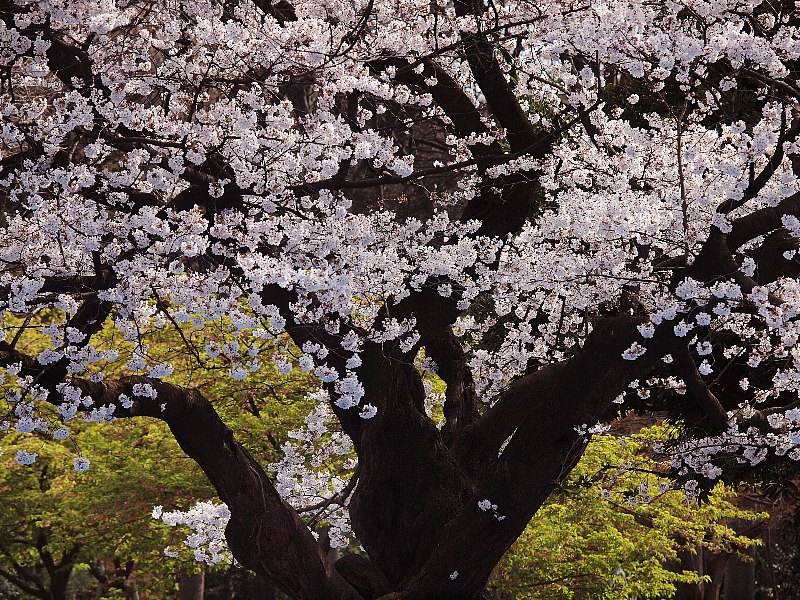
left=2, top=1, right=799, bottom=599
left=179, top=572, right=205, bottom=600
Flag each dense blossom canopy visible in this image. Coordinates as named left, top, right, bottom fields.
left=2, top=0, right=800, bottom=598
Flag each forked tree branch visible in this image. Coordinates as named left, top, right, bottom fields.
left=0, top=342, right=364, bottom=600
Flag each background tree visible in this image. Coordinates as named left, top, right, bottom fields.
left=0, top=408, right=226, bottom=599
left=0, top=318, right=318, bottom=599
left=2, top=1, right=800, bottom=599
left=490, top=426, right=764, bottom=600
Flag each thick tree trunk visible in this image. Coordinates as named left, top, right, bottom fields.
left=125, top=581, right=140, bottom=600
left=49, top=569, right=71, bottom=600
left=253, top=574, right=277, bottom=600
left=675, top=549, right=705, bottom=600
left=0, top=308, right=673, bottom=600
left=179, top=572, right=205, bottom=600
left=721, top=547, right=755, bottom=600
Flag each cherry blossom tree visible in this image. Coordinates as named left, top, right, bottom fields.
left=2, top=0, right=800, bottom=598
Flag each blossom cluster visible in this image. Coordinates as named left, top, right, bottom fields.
left=2, top=0, right=800, bottom=565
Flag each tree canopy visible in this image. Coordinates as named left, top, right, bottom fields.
left=2, top=0, right=800, bottom=598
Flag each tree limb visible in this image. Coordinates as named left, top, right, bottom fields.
left=0, top=343, right=364, bottom=600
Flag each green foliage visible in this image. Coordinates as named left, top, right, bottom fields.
left=0, top=311, right=318, bottom=597
left=0, top=310, right=769, bottom=599
left=489, top=426, right=766, bottom=599
left=0, top=421, right=211, bottom=596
